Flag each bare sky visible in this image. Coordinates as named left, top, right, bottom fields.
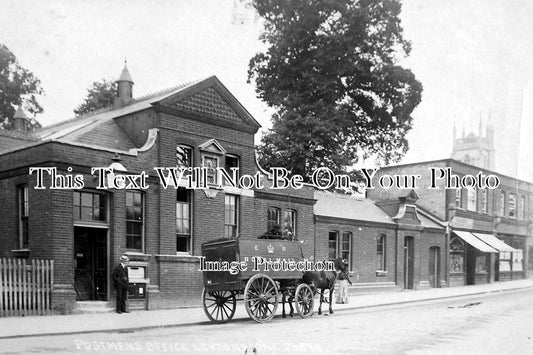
left=2, top=0, right=532, bottom=181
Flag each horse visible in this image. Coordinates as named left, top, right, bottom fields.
left=279, top=280, right=297, bottom=318
left=301, top=258, right=345, bottom=315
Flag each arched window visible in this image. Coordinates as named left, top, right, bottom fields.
left=176, top=145, right=193, bottom=168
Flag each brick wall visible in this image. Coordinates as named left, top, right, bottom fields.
left=314, top=218, right=397, bottom=285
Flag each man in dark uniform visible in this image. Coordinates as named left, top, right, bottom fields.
left=112, top=254, right=129, bottom=313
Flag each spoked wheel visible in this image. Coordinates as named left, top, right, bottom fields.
left=244, top=274, right=279, bottom=323
left=295, top=283, right=314, bottom=318
left=202, top=288, right=236, bottom=323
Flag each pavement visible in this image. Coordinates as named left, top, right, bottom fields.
left=1, top=278, right=532, bottom=339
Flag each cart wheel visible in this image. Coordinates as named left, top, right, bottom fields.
left=202, top=288, right=236, bottom=323
left=295, top=283, right=314, bottom=318
left=244, top=274, right=279, bottom=323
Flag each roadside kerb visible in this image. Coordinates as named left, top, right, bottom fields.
left=1, top=280, right=532, bottom=340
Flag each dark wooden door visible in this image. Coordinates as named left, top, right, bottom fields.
left=404, top=237, right=415, bottom=289
left=74, top=227, right=107, bottom=300
left=429, top=246, right=440, bottom=288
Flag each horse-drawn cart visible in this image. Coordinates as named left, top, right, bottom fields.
left=201, top=238, right=315, bottom=323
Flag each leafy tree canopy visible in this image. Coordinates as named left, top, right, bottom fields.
left=74, top=79, right=116, bottom=116
left=0, top=44, right=43, bottom=130
left=249, top=0, right=422, bottom=179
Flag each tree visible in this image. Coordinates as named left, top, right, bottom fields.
left=74, top=79, right=116, bottom=116
left=249, top=0, right=422, bottom=179
left=0, top=44, right=43, bottom=130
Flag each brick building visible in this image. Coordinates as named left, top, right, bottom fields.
left=314, top=190, right=446, bottom=292
left=0, top=65, right=317, bottom=313
left=366, top=159, right=533, bottom=287
left=3, top=64, right=526, bottom=315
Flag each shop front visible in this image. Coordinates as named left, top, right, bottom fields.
left=449, top=231, right=497, bottom=286
left=472, top=233, right=520, bottom=281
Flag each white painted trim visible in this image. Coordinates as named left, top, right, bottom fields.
left=223, top=185, right=254, bottom=197
left=129, top=128, right=159, bottom=154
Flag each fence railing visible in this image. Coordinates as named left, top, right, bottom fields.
left=0, top=258, right=54, bottom=317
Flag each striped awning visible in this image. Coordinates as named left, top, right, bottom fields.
left=452, top=231, right=498, bottom=253
left=472, top=233, right=518, bottom=253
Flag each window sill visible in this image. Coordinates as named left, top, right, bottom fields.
left=155, top=254, right=199, bottom=263
left=376, top=270, right=388, bottom=277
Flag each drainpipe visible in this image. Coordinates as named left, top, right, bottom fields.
left=446, top=203, right=456, bottom=288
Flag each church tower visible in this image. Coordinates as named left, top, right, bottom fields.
left=451, top=115, right=495, bottom=170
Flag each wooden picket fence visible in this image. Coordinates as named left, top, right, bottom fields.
left=0, top=258, right=54, bottom=317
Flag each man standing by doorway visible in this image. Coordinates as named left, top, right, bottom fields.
left=112, top=254, right=129, bottom=313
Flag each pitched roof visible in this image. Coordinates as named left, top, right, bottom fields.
left=416, top=210, right=445, bottom=230
left=0, top=129, right=39, bottom=152
left=36, top=79, right=199, bottom=142
left=1, top=75, right=261, bottom=155
left=314, top=191, right=395, bottom=225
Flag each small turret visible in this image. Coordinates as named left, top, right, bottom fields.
left=13, top=106, right=29, bottom=132
left=114, top=61, right=134, bottom=109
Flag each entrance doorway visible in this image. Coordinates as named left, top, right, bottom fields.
left=466, top=247, right=476, bottom=285
left=404, top=237, right=415, bottom=289
left=429, top=246, right=441, bottom=288
left=74, top=227, right=108, bottom=301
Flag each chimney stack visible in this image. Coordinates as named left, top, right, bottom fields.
left=114, top=61, right=134, bottom=109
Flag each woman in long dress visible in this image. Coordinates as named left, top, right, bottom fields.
left=336, top=259, right=352, bottom=304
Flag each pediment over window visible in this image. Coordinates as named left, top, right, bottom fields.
left=199, top=138, right=226, bottom=155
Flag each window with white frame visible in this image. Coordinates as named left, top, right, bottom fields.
left=499, top=191, right=506, bottom=216
left=341, top=232, right=352, bottom=270
left=519, top=196, right=526, bottom=220
left=224, top=194, right=239, bottom=238
left=267, top=207, right=281, bottom=235
left=327, top=231, right=352, bottom=269
left=283, top=209, right=297, bottom=240
left=176, top=188, right=192, bottom=254
left=126, top=192, right=143, bottom=250
left=18, top=185, right=29, bottom=247
left=467, top=188, right=477, bottom=211
left=224, top=154, right=240, bottom=185
left=73, top=191, right=107, bottom=222
left=455, top=189, right=462, bottom=209
left=328, top=231, right=338, bottom=260
left=508, top=193, right=516, bottom=218
left=176, top=145, right=193, bottom=169
left=481, top=189, right=487, bottom=213
left=377, top=234, right=386, bottom=271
